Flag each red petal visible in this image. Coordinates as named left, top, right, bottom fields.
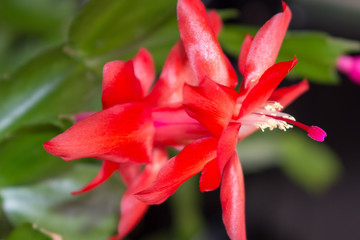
left=102, top=60, right=143, bottom=109
left=117, top=148, right=168, bottom=239
left=177, top=0, right=237, bottom=88
left=183, top=77, right=238, bottom=137
left=207, top=10, right=222, bottom=36
left=238, top=34, right=253, bottom=75
left=117, top=162, right=141, bottom=187
left=44, top=103, right=154, bottom=163
left=221, top=153, right=246, bottom=240
left=153, top=107, right=210, bottom=146
left=242, top=3, right=291, bottom=89
left=269, top=79, right=309, bottom=108
left=146, top=41, right=197, bottom=107
left=136, top=137, right=218, bottom=204
left=218, top=123, right=241, bottom=175
left=238, top=58, right=297, bottom=119
left=199, top=159, right=221, bottom=192
left=133, top=48, right=155, bottom=95
left=71, top=160, right=119, bottom=195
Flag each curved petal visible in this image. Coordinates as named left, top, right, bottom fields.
left=207, top=10, right=222, bottom=36
left=238, top=34, right=253, bottom=75
left=133, top=48, right=156, bottom=95
left=218, top=123, right=241, bottom=175
left=146, top=41, right=197, bottom=107
left=116, top=148, right=168, bottom=239
left=177, top=0, right=237, bottom=88
left=242, top=2, right=291, bottom=89
left=117, top=162, right=141, bottom=187
left=153, top=107, right=210, bottom=146
left=71, top=160, right=119, bottom=195
left=136, top=137, right=218, bottom=205
left=269, top=79, right=309, bottom=108
left=102, top=60, right=143, bottom=109
left=183, top=77, right=238, bottom=137
left=237, top=58, right=297, bottom=119
left=199, top=159, right=221, bottom=192
left=44, top=103, right=154, bottom=163
left=221, top=153, right=246, bottom=240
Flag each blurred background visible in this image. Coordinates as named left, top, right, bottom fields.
left=0, top=0, right=359, bottom=239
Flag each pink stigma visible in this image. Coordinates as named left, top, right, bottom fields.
left=307, top=126, right=327, bottom=142
left=264, top=115, right=327, bottom=142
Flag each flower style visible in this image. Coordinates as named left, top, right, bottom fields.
left=136, top=0, right=327, bottom=240
left=43, top=7, right=229, bottom=239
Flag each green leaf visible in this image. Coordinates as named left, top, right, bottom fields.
left=68, top=0, right=177, bottom=58
left=279, top=131, right=342, bottom=194
left=0, top=124, right=70, bottom=187
left=1, top=163, right=123, bottom=240
left=0, top=0, right=75, bottom=38
left=171, top=176, right=204, bottom=240
left=6, top=223, right=51, bottom=240
left=82, top=14, right=179, bottom=74
left=0, top=47, right=99, bottom=140
left=219, top=25, right=360, bottom=84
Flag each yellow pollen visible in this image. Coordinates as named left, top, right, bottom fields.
left=264, top=102, right=283, bottom=111
left=255, top=116, right=293, bottom=132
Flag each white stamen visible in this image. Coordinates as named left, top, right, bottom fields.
left=240, top=101, right=295, bottom=132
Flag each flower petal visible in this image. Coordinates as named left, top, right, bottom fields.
left=102, top=60, right=143, bottom=109
left=146, top=41, right=197, bottom=107
left=218, top=123, right=241, bottom=175
left=153, top=107, right=210, bottom=146
left=133, top=48, right=156, bottom=95
left=238, top=34, right=253, bottom=75
left=117, top=162, right=141, bottom=187
left=238, top=58, right=297, bottom=119
left=199, top=159, right=221, bottom=192
left=207, top=10, right=222, bottom=36
left=177, top=0, right=237, bottom=88
left=44, top=102, right=154, bottom=163
left=136, top=137, right=218, bottom=204
left=117, top=148, right=168, bottom=239
left=221, top=153, right=246, bottom=240
left=269, top=79, right=309, bottom=108
left=183, top=77, right=238, bottom=137
left=242, top=2, right=291, bottom=89
left=71, top=160, right=119, bottom=195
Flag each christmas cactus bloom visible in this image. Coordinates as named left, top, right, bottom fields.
left=136, top=1, right=327, bottom=240
left=44, top=8, right=227, bottom=239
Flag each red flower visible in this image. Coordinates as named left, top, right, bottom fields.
left=136, top=1, right=326, bottom=240
left=43, top=9, right=226, bottom=238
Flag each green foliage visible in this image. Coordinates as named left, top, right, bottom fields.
left=220, top=25, right=360, bottom=84
left=0, top=47, right=98, bottom=140
left=0, top=0, right=75, bottom=75
left=1, top=164, right=123, bottom=240
left=6, top=223, right=51, bottom=240
left=68, top=0, right=178, bottom=73
left=0, top=125, right=70, bottom=187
